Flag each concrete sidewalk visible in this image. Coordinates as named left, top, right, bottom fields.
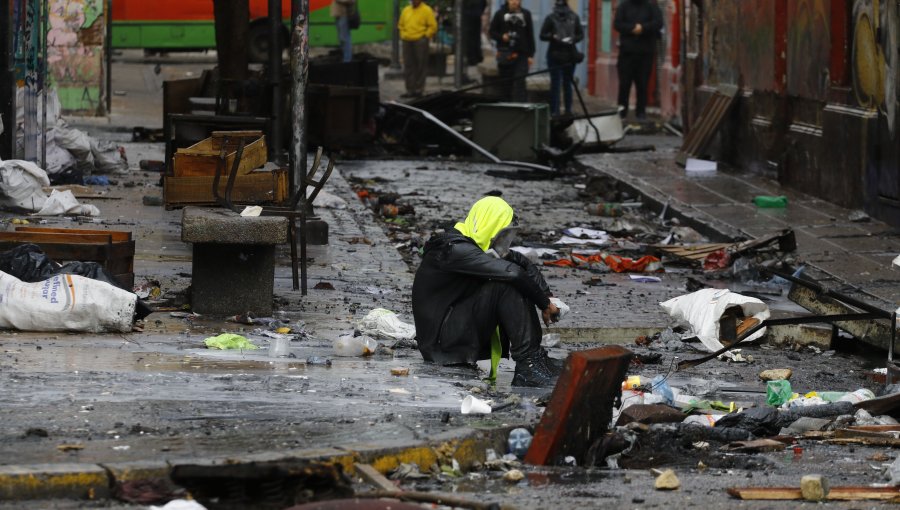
left=580, top=136, right=900, bottom=310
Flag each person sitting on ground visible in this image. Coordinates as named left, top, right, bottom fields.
left=412, top=196, right=561, bottom=387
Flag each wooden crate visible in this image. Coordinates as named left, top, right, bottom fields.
left=0, top=227, right=135, bottom=289
left=173, top=131, right=267, bottom=177
left=164, top=168, right=290, bottom=209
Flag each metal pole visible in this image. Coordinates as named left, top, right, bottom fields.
left=105, top=0, right=111, bottom=114
left=268, top=0, right=283, bottom=164
left=0, top=0, right=11, bottom=160
left=290, top=0, right=309, bottom=294
left=390, top=0, right=400, bottom=69
left=41, top=0, right=47, bottom=168
left=453, top=0, right=463, bottom=87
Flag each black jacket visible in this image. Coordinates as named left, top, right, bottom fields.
left=412, top=232, right=550, bottom=363
left=540, top=3, right=584, bottom=64
left=614, top=0, right=663, bottom=54
left=489, top=4, right=536, bottom=59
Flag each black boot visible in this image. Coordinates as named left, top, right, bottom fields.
left=512, top=351, right=559, bottom=387
left=541, top=348, right=565, bottom=374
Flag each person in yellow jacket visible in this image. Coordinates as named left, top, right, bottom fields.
left=398, top=0, right=438, bottom=98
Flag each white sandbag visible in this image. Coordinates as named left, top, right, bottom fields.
left=660, top=288, right=770, bottom=352
left=0, top=159, right=49, bottom=211
left=33, top=189, right=100, bottom=216
left=0, top=270, right=136, bottom=333
left=358, top=308, right=416, bottom=340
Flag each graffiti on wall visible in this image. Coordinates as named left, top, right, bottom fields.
left=47, top=0, right=105, bottom=114
left=701, top=1, right=775, bottom=91
left=852, top=0, right=899, bottom=133
left=787, top=0, right=831, bottom=100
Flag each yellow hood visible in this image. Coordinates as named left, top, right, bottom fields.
left=454, top=197, right=515, bottom=252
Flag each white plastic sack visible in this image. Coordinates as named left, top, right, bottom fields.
left=549, top=297, right=569, bottom=320
left=893, top=254, right=900, bottom=269
left=34, top=189, right=100, bottom=216
left=308, top=188, right=348, bottom=209
left=90, top=138, right=128, bottom=174
left=54, top=125, right=93, bottom=165
left=358, top=308, right=416, bottom=340
left=660, top=288, right=770, bottom=352
left=0, top=270, right=136, bottom=333
left=0, top=159, right=49, bottom=211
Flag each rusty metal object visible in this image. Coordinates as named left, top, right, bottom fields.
left=524, top=345, right=633, bottom=466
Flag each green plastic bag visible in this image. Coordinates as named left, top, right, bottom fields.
left=766, top=380, right=793, bottom=406
left=753, top=195, right=788, bottom=208
left=204, top=333, right=258, bottom=350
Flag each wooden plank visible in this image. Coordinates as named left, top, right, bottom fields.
left=164, top=169, right=289, bottom=207
left=353, top=464, right=397, bottom=492
left=729, top=486, right=900, bottom=501
left=825, top=437, right=900, bottom=447
left=173, top=136, right=267, bottom=177
left=0, top=232, right=114, bottom=244
left=14, top=227, right=132, bottom=242
left=677, top=85, right=739, bottom=165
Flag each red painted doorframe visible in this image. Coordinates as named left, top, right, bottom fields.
left=829, top=0, right=849, bottom=86
left=775, top=0, right=787, bottom=93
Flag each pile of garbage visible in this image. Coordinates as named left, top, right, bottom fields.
left=16, top=88, right=128, bottom=180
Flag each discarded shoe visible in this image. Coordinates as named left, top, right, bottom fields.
left=512, top=352, right=559, bottom=387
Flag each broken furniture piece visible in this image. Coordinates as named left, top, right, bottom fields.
left=472, top=103, right=550, bottom=163
left=651, top=229, right=796, bottom=266
left=259, top=147, right=334, bottom=293
left=163, top=130, right=289, bottom=209
left=678, top=269, right=898, bottom=378
left=0, top=227, right=135, bottom=288
left=525, top=345, right=633, bottom=466
left=676, top=84, right=739, bottom=165
left=181, top=207, right=288, bottom=315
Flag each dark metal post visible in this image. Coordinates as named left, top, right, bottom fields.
left=41, top=0, right=48, bottom=168
left=105, top=0, right=111, bottom=114
left=268, top=0, right=283, bottom=164
left=0, top=0, right=13, bottom=160
left=390, top=0, right=400, bottom=69
left=290, top=0, right=309, bottom=294
left=453, top=0, right=462, bottom=87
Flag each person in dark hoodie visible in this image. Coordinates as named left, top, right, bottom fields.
left=614, top=0, right=663, bottom=119
left=412, top=196, right=561, bottom=387
left=540, top=0, right=584, bottom=116
left=489, top=0, right=536, bottom=102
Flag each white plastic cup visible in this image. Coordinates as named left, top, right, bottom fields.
left=461, top=395, right=492, bottom=415
left=268, top=336, right=291, bottom=357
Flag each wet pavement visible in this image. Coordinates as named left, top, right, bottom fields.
left=2, top=52, right=900, bottom=508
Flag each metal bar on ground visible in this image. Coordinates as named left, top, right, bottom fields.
left=387, top=100, right=554, bottom=172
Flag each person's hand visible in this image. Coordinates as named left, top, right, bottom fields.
left=542, top=302, right=560, bottom=326
left=528, top=57, right=534, bottom=68
left=561, top=36, right=572, bottom=44
left=502, top=33, right=510, bottom=42
left=633, top=23, right=643, bottom=35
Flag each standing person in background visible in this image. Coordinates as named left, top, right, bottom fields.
left=463, top=0, right=487, bottom=70
left=398, top=0, right=438, bottom=98
left=489, top=0, right=535, bottom=102
left=540, top=0, right=584, bottom=116
left=331, top=0, right=358, bottom=62
left=614, top=0, right=663, bottom=119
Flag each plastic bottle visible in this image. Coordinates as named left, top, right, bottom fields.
left=651, top=375, right=675, bottom=406
left=508, top=428, right=533, bottom=458
left=837, top=388, right=876, bottom=404
left=752, top=195, right=788, bottom=208
left=333, top=334, right=378, bottom=356
left=585, top=202, right=624, bottom=217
